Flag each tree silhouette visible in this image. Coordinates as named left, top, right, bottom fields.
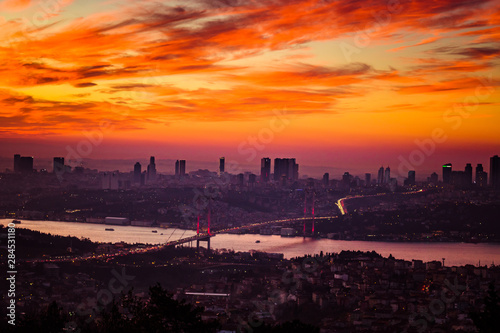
left=9, top=284, right=219, bottom=333
left=98, top=283, right=219, bottom=333
left=10, top=301, right=67, bottom=333
left=471, top=281, right=500, bottom=333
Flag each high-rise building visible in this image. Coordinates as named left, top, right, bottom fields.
left=322, top=173, right=329, bottom=186
left=384, top=166, right=391, bottom=184
left=19, top=156, right=33, bottom=174
left=273, top=159, right=282, bottom=181
left=273, top=158, right=298, bottom=181
left=377, top=166, right=384, bottom=184
left=219, top=157, right=225, bottom=175
left=442, top=163, right=452, bottom=184
left=101, top=172, right=120, bottom=190
left=260, top=157, right=271, bottom=182
left=53, top=157, right=64, bottom=174
left=490, top=155, right=500, bottom=189
left=147, top=156, right=156, bottom=182
left=407, top=170, right=416, bottom=185
left=464, top=163, right=472, bottom=186
left=175, top=160, right=186, bottom=176
left=430, top=172, right=438, bottom=184
left=477, top=171, right=488, bottom=187
left=342, top=172, right=351, bottom=186
left=179, top=160, right=186, bottom=176
left=13, top=154, right=20, bottom=173
left=476, top=164, right=487, bottom=187
left=134, top=162, right=141, bottom=184
left=476, top=163, right=484, bottom=181
left=365, top=173, right=371, bottom=187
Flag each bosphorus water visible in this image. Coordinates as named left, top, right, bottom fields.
left=5, top=219, right=500, bottom=266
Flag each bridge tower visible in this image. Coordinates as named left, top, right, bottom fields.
left=196, top=207, right=211, bottom=252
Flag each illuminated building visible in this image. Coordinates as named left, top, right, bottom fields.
left=442, top=163, right=452, bottom=184
left=260, top=157, right=271, bottom=182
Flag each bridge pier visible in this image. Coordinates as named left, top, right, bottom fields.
left=196, top=237, right=211, bottom=252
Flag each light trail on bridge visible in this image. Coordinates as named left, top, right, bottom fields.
left=336, top=189, right=425, bottom=215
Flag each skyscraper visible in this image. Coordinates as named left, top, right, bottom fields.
left=384, top=166, right=391, bottom=184
left=134, top=162, right=141, bottom=184
left=377, top=166, right=384, bottom=184
left=365, top=173, right=371, bottom=187
left=430, top=172, right=438, bottom=184
left=443, top=163, right=452, bottom=184
left=19, top=156, right=33, bottom=174
left=175, top=160, right=179, bottom=176
left=273, top=158, right=282, bottom=181
left=342, top=172, right=351, bottom=187
left=464, top=163, right=472, bottom=186
left=219, top=157, right=225, bottom=175
left=13, top=154, right=20, bottom=173
left=490, top=155, right=500, bottom=189
left=147, top=156, right=156, bottom=182
left=407, top=170, right=416, bottom=185
left=260, top=157, right=271, bottom=182
left=179, top=160, right=186, bottom=176
left=322, top=173, right=329, bottom=186
left=476, top=164, right=487, bottom=187
left=273, top=158, right=298, bottom=181
left=476, top=163, right=483, bottom=179
left=53, top=157, right=64, bottom=174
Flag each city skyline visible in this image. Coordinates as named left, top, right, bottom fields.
left=6, top=152, right=500, bottom=184
left=0, top=0, right=499, bottom=173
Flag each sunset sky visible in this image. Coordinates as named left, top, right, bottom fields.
left=0, top=0, right=499, bottom=178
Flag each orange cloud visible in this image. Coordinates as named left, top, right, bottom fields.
left=0, top=0, right=498, bottom=152
left=388, top=36, right=440, bottom=52
left=0, top=0, right=32, bottom=12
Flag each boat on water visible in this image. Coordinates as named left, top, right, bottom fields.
left=255, top=240, right=260, bottom=243
left=105, top=228, right=115, bottom=231
left=152, top=230, right=158, bottom=233
left=12, top=220, right=21, bottom=224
